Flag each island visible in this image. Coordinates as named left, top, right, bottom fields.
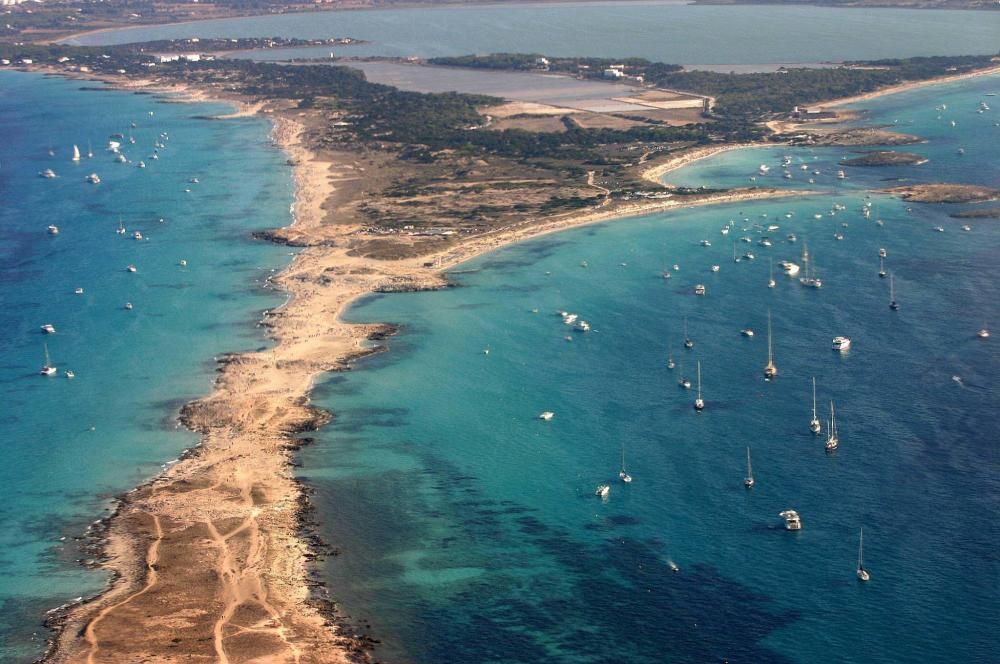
left=840, top=151, right=929, bottom=167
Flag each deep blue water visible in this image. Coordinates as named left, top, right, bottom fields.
left=297, top=76, right=1000, bottom=662
left=67, top=2, right=1000, bottom=65
left=0, top=72, right=293, bottom=662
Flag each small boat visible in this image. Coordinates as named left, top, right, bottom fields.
left=961, top=225, right=972, bottom=232
left=40, top=344, right=57, bottom=376
left=538, top=411, right=554, bottom=421
left=744, top=447, right=755, bottom=489
left=71, top=145, right=81, bottom=162
left=810, top=377, right=822, bottom=434
left=694, top=361, right=705, bottom=411
left=595, top=484, right=610, bottom=499
left=889, top=274, right=899, bottom=310
left=763, top=311, right=777, bottom=379
left=758, top=164, right=770, bottom=175
left=878, top=248, right=887, bottom=258
left=779, top=510, right=802, bottom=531
left=40, top=169, right=57, bottom=179
left=667, top=345, right=675, bottom=370
left=619, top=444, right=632, bottom=483
left=106, top=141, right=120, bottom=153
left=150, top=153, right=159, bottom=160
left=710, top=265, right=720, bottom=273
left=40, top=323, right=56, bottom=334
left=673, top=264, right=680, bottom=271
left=767, top=259, right=776, bottom=288
left=934, top=226, right=945, bottom=233
left=837, top=170, right=847, bottom=180
left=832, top=336, right=851, bottom=352
left=133, top=231, right=143, bottom=241
left=126, top=264, right=137, bottom=273
left=64, top=370, right=75, bottom=379
left=857, top=527, right=871, bottom=582
left=742, top=252, right=755, bottom=261
left=741, top=328, right=755, bottom=337
left=116, top=219, right=127, bottom=235
left=780, top=261, right=800, bottom=276
left=190, top=177, right=199, bottom=184
left=678, top=358, right=691, bottom=390
left=74, top=287, right=84, bottom=295
left=700, top=240, right=712, bottom=247
left=978, top=327, right=990, bottom=339
left=115, top=153, right=127, bottom=164
left=878, top=255, right=886, bottom=278
left=694, top=284, right=706, bottom=296
left=759, top=238, right=773, bottom=247
left=124, top=302, right=134, bottom=310
left=137, top=161, right=146, bottom=169
left=787, top=233, right=797, bottom=242
left=683, top=318, right=694, bottom=349
left=825, top=401, right=839, bottom=451
left=85, top=173, right=101, bottom=184
left=47, top=225, right=59, bottom=235
left=575, top=321, right=591, bottom=332
left=767, top=224, right=780, bottom=232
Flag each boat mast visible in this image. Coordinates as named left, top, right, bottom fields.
left=697, top=361, right=702, bottom=400
left=858, top=527, right=864, bottom=571
left=746, top=447, right=753, bottom=481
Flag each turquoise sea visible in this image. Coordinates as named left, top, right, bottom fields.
left=68, top=2, right=1000, bottom=65
left=0, top=72, right=293, bottom=662
left=297, top=75, right=1000, bottom=663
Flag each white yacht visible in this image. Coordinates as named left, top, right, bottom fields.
left=619, top=444, right=633, bottom=483
left=47, top=225, right=59, bottom=235
left=538, top=411, right=555, bottom=421
left=694, top=361, right=705, bottom=411
left=575, top=320, right=591, bottom=332
left=124, top=302, right=134, bottom=310
left=40, top=323, right=56, bottom=334
left=40, top=344, right=57, bottom=376
left=126, top=264, right=137, bottom=273
left=825, top=401, right=840, bottom=451
left=741, top=328, right=755, bottom=337
left=694, top=284, right=706, bottom=296
left=744, top=447, right=755, bottom=489
left=86, top=173, right=101, bottom=184
left=780, top=261, right=800, bottom=276
left=74, top=287, right=84, bottom=295
left=779, top=510, right=802, bottom=531
left=857, top=527, right=871, bottom=582
left=595, top=484, right=610, bottom=499
left=810, top=377, right=822, bottom=434
left=764, top=311, right=777, bottom=379
left=758, top=164, right=770, bottom=175
left=133, top=231, right=143, bottom=241
left=978, top=327, right=990, bottom=339
left=106, top=141, right=120, bottom=153
left=40, top=169, right=57, bottom=179
left=832, top=336, right=851, bottom=352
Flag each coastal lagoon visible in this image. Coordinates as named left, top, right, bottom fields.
left=69, top=2, right=1000, bottom=65
left=0, top=72, right=293, bottom=662
left=297, top=76, right=1000, bottom=663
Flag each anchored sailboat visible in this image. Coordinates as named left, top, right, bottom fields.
left=667, top=343, right=675, bottom=370
left=810, top=377, right=822, bottom=434
left=889, top=274, right=899, bottom=310
left=40, top=343, right=56, bottom=376
left=694, top=361, right=705, bottom=411
left=764, top=310, right=777, bottom=379
left=768, top=258, right=776, bottom=288
left=799, top=241, right=822, bottom=288
left=744, top=447, right=755, bottom=489
left=878, top=255, right=886, bottom=279
left=619, top=443, right=632, bottom=483
left=678, top=357, right=691, bottom=389
left=857, top=527, right=871, bottom=582
left=684, top=317, right=694, bottom=349
left=825, top=400, right=839, bottom=451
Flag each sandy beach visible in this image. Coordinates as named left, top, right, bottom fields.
left=38, top=58, right=999, bottom=662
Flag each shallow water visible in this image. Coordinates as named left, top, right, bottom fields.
left=0, top=72, right=293, bottom=662
left=297, top=75, right=1000, bottom=663
left=69, top=2, right=1000, bottom=65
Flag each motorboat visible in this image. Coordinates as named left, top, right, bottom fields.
left=832, top=336, right=851, bottom=352
left=40, top=323, right=56, bottom=334
left=694, top=284, right=706, bottom=296
left=538, top=411, right=554, bottom=421
left=779, top=510, right=802, bottom=531
left=47, top=225, right=59, bottom=235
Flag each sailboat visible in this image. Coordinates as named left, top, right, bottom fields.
left=878, top=255, right=886, bottom=278
left=799, top=241, right=822, bottom=288
left=71, top=144, right=81, bottom=162
left=889, top=274, right=899, bottom=310
left=116, top=217, right=126, bottom=235
left=825, top=400, right=839, bottom=451
left=683, top=317, right=694, bottom=349
left=678, top=357, right=691, bottom=389
left=694, top=361, right=705, bottom=411
left=810, top=377, right=822, bottom=434
left=86, top=140, right=93, bottom=158
left=667, top=343, right=675, bottom=370
left=744, top=447, right=755, bottom=489
left=40, top=343, right=57, bottom=376
left=857, top=527, right=871, bottom=582
left=768, top=258, right=776, bottom=288
left=764, top=310, right=778, bottom=379
left=619, top=443, right=632, bottom=483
